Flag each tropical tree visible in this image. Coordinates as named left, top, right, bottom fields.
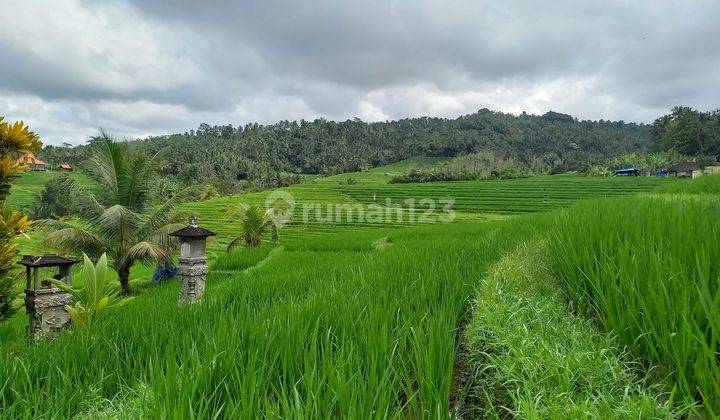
left=36, top=134, right=185, bottom=293
left=226, top=204, right=285, bottom=250
left=24, top=174, right=78, bottom=220
left=0, top=116, right=42, bottom=321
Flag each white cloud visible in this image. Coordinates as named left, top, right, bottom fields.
left=0, top=0, right=199, bottom=98
left=0, top=0, right=718, bottom=145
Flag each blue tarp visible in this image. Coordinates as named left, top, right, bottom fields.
left=152, top=265, right=178, bottom=283
left=614, top=167, right=639, bottom=176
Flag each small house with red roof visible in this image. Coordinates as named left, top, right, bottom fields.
left=16, top=152, right=46, bottom=171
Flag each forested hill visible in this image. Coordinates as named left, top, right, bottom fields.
left=39, top=109, right=650, bottom=188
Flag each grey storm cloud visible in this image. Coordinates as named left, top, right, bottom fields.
left=0, top=0, right=718, bottom=144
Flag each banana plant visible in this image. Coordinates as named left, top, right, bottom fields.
left=52, top=253, right=134, bottom=328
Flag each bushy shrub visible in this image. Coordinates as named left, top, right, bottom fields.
left=24, top=174, right=77, bottom=219
left=0, top=116, right=42, bottom=322
left=195, top=184, right=221, bottom=201
left=585, top=164, right=612, bottom=177
left=391, top=151, right=531, bottom=183
left=602, top=151, right=709, bottom=174
left=52, top=253, right=134, bottom=328
left=0, top=271, right=19, bottom=322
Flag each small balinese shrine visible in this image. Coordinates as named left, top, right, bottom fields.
left=18, top=254, right=79, bottom=340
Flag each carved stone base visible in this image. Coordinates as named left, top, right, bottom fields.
left=25, top=287, right=72, bottom=341
left=178, top=256, right=208, bottom=303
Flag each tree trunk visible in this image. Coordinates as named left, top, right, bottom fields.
left=119, top=267, right=131, bottom=294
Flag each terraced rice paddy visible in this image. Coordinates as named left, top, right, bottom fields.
left=179, top=173, right=669, bottom=256
left=4, top=162, right=711, bottom=418
left=339, top=174, right=669, bottom=214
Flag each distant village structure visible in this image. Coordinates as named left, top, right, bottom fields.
left=16, top=153, right=73, bottom=172
left=614, top=161, right=720, bottom=178
left=666, top=162, right=702, bottom=178
left=16, top=152, right=46, bottom=171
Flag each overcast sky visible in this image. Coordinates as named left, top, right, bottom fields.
left=1, top=0, right=718, bottom=145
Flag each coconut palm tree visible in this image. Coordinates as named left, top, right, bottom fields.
left=226, top=204, right=285, bottom=250
left=35, top=134, right=185, bottom=293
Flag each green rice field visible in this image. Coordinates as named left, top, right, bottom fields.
left=1, top=162, right=717, bottom=418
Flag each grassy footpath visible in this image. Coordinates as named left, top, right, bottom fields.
left=550, top=195, right=720, bottom=416
left=461, top=242, right=676, bottom=418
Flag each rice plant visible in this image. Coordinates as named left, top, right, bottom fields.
left=549, top=195, right=720, bottom=416
left=0, top=220, right=539, bottom=418
left=656, top=173, right=720, bottom=194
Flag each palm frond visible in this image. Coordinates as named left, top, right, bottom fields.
left=143, top=223, right=184, bottom=253
left=224, top=202, right=250, bottom=218
left=136, top=191, right=189, bottom=240
left=119, top=153, right=155, bottom=210
left=120, top=241, right=172, bottom=268
left=32, top=218, right=77, bottom=231
left=73, top=193, right=106, bottom=220
left=44, top=227, right=106, bottom=258
left=95, top=204, right=143, bottom=246
left=87, top=132, right=122, bottom=203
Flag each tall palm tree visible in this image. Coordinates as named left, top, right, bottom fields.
left=35, top=134, right=185, bottom=293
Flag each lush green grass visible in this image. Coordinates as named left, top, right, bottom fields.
left=181, top=174, right=668, bottom=257
left=0, top=219, right=540, bottom=418
left=550, top=195, right=720, bottom=416
left=656, top=173, right=720, bottom=194
left=367, top=156, right=452, bottom=174
left=7, top=171, right=95, bottom=256
left=211, top=244, right=275, bottom=271
left=462, top=242, right=675, bottom=418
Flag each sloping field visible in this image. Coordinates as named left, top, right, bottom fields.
left=4, top=171, right=93, bottom=210
left=8, top=170, right=672, bottom=262
left=183, top=174, right=668, bottom=254
left=339, top=174, right=669, bottom=214
left=312, top=156, right=451, bottom=185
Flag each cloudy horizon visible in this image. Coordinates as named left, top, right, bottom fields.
left=1, top=0, right=718, bottom=145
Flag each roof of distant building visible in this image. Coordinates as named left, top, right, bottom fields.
left=667, top=162, right=702, bottom=172
left=16, top=152, right=45, bottom=165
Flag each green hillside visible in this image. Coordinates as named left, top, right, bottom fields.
left=312, top=156, right=451, bottom=185
left=5, top=171, right=94, bottom=211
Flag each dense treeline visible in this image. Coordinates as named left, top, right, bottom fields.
left=39, top=109, right=652, bottom=193
left=651, top=106, right=720, bottom=156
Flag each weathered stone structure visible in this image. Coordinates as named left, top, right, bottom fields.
left=170, top=217, right=216, bottom=303
left=18, top=254, right=79, bottom=341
